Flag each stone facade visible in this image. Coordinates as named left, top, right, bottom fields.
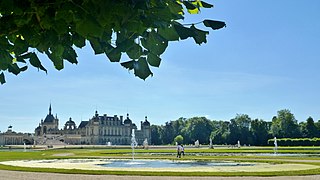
left=34, top=105, right=151, bottom=145
left=0, top=126, right=33, bottom=145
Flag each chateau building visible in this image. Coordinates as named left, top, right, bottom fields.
left=0, top=126, right=33, bottom=145
left=34, top=105, right=151, bottom=145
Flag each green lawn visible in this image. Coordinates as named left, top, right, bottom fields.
left=0, top=146, right=320, bottom=176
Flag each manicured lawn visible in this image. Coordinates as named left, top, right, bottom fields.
left=0, top=146, right=320, bottom=176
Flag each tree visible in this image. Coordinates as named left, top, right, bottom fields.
left=228, top=114, right=252, bottom=145
left=0, top=0, right=225, bottom=84
left=174, top=134, right=184, bottom=144
left=162, top=121, right=175, bottom=144
left=300, top=116, right=319, bottom=138
left=150, top=125, right=162, bottom=145
left=271, top=109, right=300, bottom=138
left=250, top=119, right=269, bottom=146
left=211, top=120, right=230, bottom=145
left=182, top=117, right=213, bottom=144
left=171, top=117, right=187, bottom=139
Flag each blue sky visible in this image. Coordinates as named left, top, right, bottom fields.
left=1, top=1, right=320, bottom=133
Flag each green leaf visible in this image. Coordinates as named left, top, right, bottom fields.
left=183, top=1, right=197, bottom=10
left=134, top=57, right=153, bottom=80
left=168, top=1, right=184, bottom=17
left=47, top=51, right=64, bottom=70
left=105, top=47, right=121, bottom=62
left=174, top=24, right=195, bottom=40
left=52, top=19, right=68, bottom=35
left=126, top=43, right=142, bottom=59
left=158, top=26, right=180, bottom=41
left=63, top=46, right=78, bottom=64
left=0, top=51, right=12, bottom=70
left=184, top=1, right=199, bottom=14
left=8, top=63, right=20, bottom=75
left=121, top=60, right=135, bottom=70
left=203, top=20, right=226, bottom=30
left=89, top=38, right=105, bottom=54
left=76, top=16, right=104, bottom=38
left=29, top=53, right=47, bottom=73
left=190, top=24, right=209, bottom=45
left=147, top=53, right=161, bottom=67
left=141, top=31, right=168, bottom=55
left=20, top=66, right=28, bottom=72
left=0, top=72, right=5, bottom=84
left=73, top=33, right=86, bottom=48
left=13, top=37, right=28, bottom=55
left=200, top=1, right=214, bottom=8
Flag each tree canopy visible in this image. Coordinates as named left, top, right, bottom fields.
left=151, top=110, right=320, bottom=146
left=0, top=0, right=226, bottom=84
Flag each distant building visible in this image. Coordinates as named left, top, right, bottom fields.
left=34, top=105, right=151, bottom=145
left=0, top=126, right=33, bottom=145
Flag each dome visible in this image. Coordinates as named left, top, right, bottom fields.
left=143, top=120, right=150, bottom=126
left=124, top=118, right=132, bottom=124
left=142, top=116, right=150, bottom=126
left=67, top=117, right=75, bottom=124
left=124, top=113, right=132, bottom=124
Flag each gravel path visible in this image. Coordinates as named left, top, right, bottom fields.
left=1, top=170, right=320, bottom=180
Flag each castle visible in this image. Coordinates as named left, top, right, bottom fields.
left=0, top=105, right=151, bottom=146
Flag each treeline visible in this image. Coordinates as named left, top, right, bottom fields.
left=151, top=109, right=320, bottom=146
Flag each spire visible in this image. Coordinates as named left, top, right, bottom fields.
left=49, top=104, right=52, bottom=115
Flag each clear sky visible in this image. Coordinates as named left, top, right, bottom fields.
left=1, top=1, right=320, bottom=133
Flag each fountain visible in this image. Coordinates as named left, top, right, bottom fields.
left=131, top=129, right=138, bottom=160
left=237, top=140, right=240, bottom=148
left=274, top=137, right=278, bottom=154
left=23, top=142, right=26, bottom=152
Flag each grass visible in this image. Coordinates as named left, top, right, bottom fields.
left=0, top=146, right=320, bottom=176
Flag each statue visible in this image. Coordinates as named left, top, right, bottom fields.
left=195, top=140, right=200, bottom=148
left=209, top=138, right=213, bottom=149
left=143, top=138, right=149, bottom=150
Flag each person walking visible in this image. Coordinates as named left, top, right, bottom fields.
left=177, top=144, right=182, bottom=158
left=181, top=145, right=185, bottom=157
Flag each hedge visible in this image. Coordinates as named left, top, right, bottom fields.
left=268, top=138, right=320, bottom=146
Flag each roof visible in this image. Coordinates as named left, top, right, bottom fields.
left=124, top=118, right=132, bottom=124
left=78, top=121, right=89, bottom=128
left=43, top=114, right=55, bottom=123
left=143, top=120, right=150, bottom=126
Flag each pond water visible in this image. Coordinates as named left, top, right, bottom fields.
left=99, top=159, right=255, bottom=168
left=0, top=149, right=34, bottom=152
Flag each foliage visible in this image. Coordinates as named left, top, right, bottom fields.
left=0, top=0, right=226, bottom=84
left=228, top=114, right=252, bottom=145
left=271, top=109, right=300, bottom=138
left=250, top=119, right=270, bottom=146
left=211, top=121, right=230, bottom=144
left=182, top=117, right=213, bottom=144
left=268, top=137, right=320, bottom=146
left=151, top=109, right=320, bottom=146
left=173, top=134, right=184, bottom=144
left=301, top=117, right=320, bottom=138
left=150, top=125, right=163, bottom=145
